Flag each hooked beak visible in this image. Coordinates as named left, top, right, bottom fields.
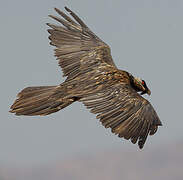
left=141, top=89, right=151, bottom=96
left=147, top=89, right=151, bottom=96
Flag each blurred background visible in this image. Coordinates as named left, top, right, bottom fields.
left=1, top=0, right=183, bottom=179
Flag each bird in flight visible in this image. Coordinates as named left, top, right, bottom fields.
left=10, top=7, right=162, bottom=149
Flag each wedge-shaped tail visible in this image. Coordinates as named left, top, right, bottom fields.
left=10, top=86, right=74, bottom=116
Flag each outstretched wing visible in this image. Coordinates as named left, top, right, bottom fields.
left=47, top=7, right=116, bottom=80
left=80, top=83, right=162, bottom=149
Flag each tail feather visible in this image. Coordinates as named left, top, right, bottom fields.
left=17, top=86, right=56, bottom=99
left=10, top=86, right=74, bottom=116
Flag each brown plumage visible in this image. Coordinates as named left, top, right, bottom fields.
left=10, top=7, right=162, bottom=149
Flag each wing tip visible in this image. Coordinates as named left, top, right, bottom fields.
left=54, top=7, right=59, bottom=12
left=48, top=14, right=55, bottom=19
left=54, top=7, right=65, bottom=16
left=64, top=6, right=71, bottom=12
left=46, top=22, right=51, bottom=27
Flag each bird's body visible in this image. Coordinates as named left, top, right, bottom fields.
left=10, top=7, right=162, bottom=149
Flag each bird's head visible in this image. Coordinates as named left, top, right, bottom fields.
left=131, top=76, right=151, bottom=96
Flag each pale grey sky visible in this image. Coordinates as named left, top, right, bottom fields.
left=1, top=0, right=183, bottom=166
